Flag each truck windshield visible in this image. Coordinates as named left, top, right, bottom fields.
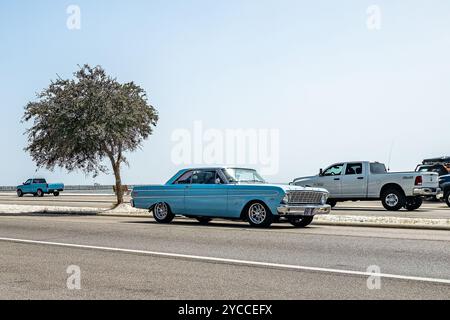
left=370, top=163, right=387, bottom=174
left=222, top=168, right=266, bottom=183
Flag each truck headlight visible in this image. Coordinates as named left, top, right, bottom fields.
left=321, top=193, right=328, bottom=205
left=281, top=194, right=289, bottom=204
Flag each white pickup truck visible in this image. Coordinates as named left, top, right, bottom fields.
left=291, top=161, right=440, bottom=211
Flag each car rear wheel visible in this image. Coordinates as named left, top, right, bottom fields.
left=196, top=217, right=212, bottom=225
left=37, top=189, right=44, bottom=197
left=381, top=188, right=405, bottom=211
left=152, top=202, right=175, bottom=224
left=289, top=216, right=314, bottom=228
left=17, top=189, right=23, bottom=197
left=53, top=191, right=60, bottom=197
left=246, top=202, right=273, bottom=228
left=404, top=196, right=423, bottom=211
left=445, top=191, right=450, bottom=208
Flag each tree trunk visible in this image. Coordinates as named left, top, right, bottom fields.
left=112, top=163, right=123, bottom=205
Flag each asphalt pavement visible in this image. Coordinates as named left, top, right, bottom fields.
left=0, top=214, right=449, bottom=299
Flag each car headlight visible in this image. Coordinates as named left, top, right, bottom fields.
left=281, top=194, right=289, bottom=204
left=321, top=193, right=328, bottom=205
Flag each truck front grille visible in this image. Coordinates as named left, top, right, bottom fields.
left=288, top=191, right=324, bottom=204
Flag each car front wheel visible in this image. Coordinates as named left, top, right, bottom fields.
left=246, top=202, right=273, bottom=228
left=17, top=189, right=23, bottom=197
left=152, top=202, right=175, bottom=224
left=289, top=216, right=314, bottom=228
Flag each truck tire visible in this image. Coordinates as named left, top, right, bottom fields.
left=381, top=188, right=406, bottom=211
left=327, top=199, right=337, bottom=208
left=289, top=216, right=314, bottom=228
left=152, top=202, right=175, bottom=224
left=37, top=189, right=44, bottom=197
left=53, top=191, right=60, bottom=197
left=17, top=189, right=23, bottom=197
left=445, top=191, right=450, bottom=208
left=246, top=202, right=273, bottom=228
left=405, top=196, right=423, bottom=211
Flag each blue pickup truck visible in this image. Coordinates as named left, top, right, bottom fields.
left=16, top=178, right=64, bottom=197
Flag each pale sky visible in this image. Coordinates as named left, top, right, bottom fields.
left=0, top=0, right=449, bottom=185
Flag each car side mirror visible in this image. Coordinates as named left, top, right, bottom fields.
left=319, top=169, right=323, bottom=176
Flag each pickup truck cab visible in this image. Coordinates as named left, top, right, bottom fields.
left=17, top=178, right=64, bottom=197
left=292, top=161, right=440, bottom=211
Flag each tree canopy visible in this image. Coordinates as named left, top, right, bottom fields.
left=23, top=64, right=159, bottom=203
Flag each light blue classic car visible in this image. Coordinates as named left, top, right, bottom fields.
left=131, top=167, right=331, bottom=228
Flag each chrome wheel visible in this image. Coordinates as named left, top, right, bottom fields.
left=154, top=202, right=169, bottom=220
left=248, top=203, right=267, bottom=225
left=385, top=193, right=399, bottom=207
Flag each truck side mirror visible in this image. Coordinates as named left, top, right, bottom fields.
left=319, top=169, right=323, bottom=176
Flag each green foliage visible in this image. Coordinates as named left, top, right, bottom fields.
left=23, top=64, right=158, bottom=202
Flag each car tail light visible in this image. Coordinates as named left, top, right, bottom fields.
left=415, top=176, right=423, bottom=186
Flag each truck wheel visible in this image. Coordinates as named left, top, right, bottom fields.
left=17, top=189, right=23, bottom=197
left=37, top=189, right=44, bottom=197
left=53, top=191, right=60, bottom=197
left=381, top=188, right=405, bottom=211
left=152, top=202, right=175, bottom=224
left=196, top=217, right=212, bottom=225
left=246, top=202, right=273, bottom=228
left=445, top=191, right=450, bottom=208
left=405, top=197, right=423, bottom=211
left=289, top=216, right=314, bottom=228
left=327, top=199, right=337, bottom=208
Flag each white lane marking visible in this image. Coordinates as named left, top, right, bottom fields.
left=0, top=237, right=450, bottom=285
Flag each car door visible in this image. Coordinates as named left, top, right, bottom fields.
left=185, top=169, right=228, bottom=217
left=22, top=179, right=32, bottom=193
left=315, top=164, right=344, bottom=197
left=341, top=162, right=367, bottom=198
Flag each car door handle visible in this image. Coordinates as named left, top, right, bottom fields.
left=357, top=177, right=364, bottom=180
left=334, top=178, right=340, bottom=181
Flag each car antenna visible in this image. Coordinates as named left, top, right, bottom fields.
left=387, top=139, right=395, bottom=172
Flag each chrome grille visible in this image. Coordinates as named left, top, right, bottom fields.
left=288, top=191, right=323, bottom=204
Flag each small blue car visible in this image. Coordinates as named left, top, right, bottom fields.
left=17, top=178, right=64, bottom=197
left=131, top=167, right=331, bottom=228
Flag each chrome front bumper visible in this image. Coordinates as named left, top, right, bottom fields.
left=413, top=187, right=441, bottom=196
left=277, top=204, right=331, bottom=217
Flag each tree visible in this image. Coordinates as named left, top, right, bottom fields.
left=23, top=64, right=159, bottom=204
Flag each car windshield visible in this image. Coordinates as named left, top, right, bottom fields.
left=222, top=168, right=266, bottom=183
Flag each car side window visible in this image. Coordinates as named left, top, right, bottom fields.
left=191, top=170, right=217, bottom=185
left=345, top=163, right=363, bottom=175
left=323, top=164, right=344, bottom=176
left=174, top=171, right=193, bottom=184
left=24, top=179, right=32, bottom=185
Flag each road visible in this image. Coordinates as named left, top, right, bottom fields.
left=0, top=213, right=449, bottom=299
left=1, top=192, right=450, bottom=218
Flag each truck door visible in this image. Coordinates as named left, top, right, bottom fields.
left=341, top=162, right=367, bottom=198
left=316, top=164, right=344, bottom=197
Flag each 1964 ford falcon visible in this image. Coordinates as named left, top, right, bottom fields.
left=131, top=167, right=331, bottom=228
